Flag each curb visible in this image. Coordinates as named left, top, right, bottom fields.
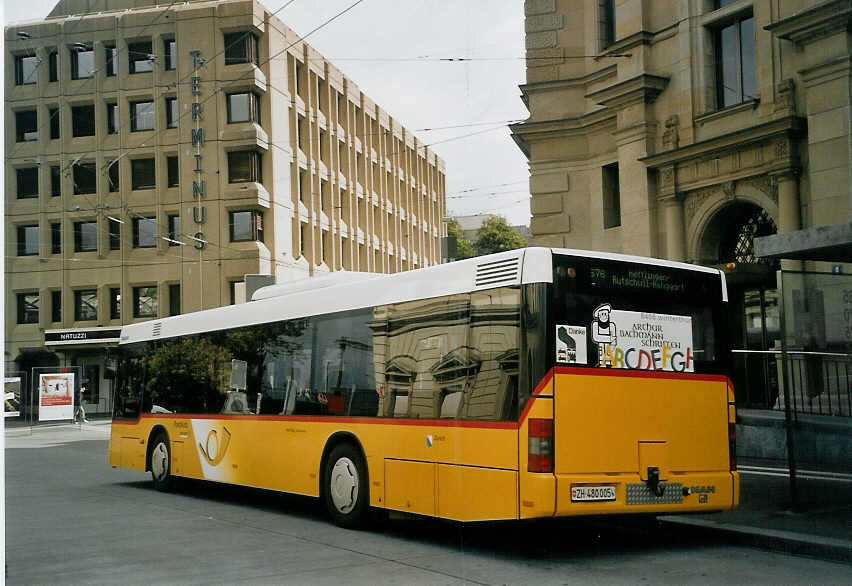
left=658, top=515, right=852, bottom=564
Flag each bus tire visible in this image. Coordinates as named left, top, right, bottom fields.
left=323, top=443, right=368, bottom=529
left=149, top=432, right=172, bottom=492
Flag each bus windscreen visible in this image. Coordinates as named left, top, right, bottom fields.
left=552, top=256, right=729, bottom=375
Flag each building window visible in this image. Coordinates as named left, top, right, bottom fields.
left=73, top=162, right=97, bottom=195
left=167, top=214, right=181, bottom=245
left=49, top=108, right=59, bottom=139
left=51, top=222, right=62, bottom=253
left=16, top=167, right=39, bottom=198
left=227, top=151, right=262, bottom=183
left=110, top=288, right=121, bottom=319
left=164, top=39, right=176, bottom=70
left=224, top=32, right=259, bottom=66
left=131, top=158, right=155, bottom=190
left=132, top=216, right=157, bottom=248
left=108, top=161, right=119, bottom=192
left=17, top=293, right=39, bottom=324
left=130, top=101, right=154, bottom=132
left=71, top=104, right=95, bottom=137
left=169, top=284, right=180, bottom=316
left=70, top=44, right=94, bottom=79
left=108, top=218, right=122, bottom=250
left=229, top=210, right=263, bottom=242
left=17, top=225, right=39, bottom=256
left=50, top=165, right=61, bottom=196
left=74, top=289, right=98, bottom=321
left=128, top=41, right=153, bottom=74
left=105, top=44, right=117, bottom=76
left=74, top=221, right=98, bottom=252
left=107, top=103, right=118, bottom=134
left=133, top=286, right=157, bottom=318
left=165, top=97, right=178, bottom=128
left=48, top=51, right=58, bottom=82
left=14, top=54, right=38, bottom=85
left=602, top=162, right=621, bottom=229
left=599, top=0, right=616, bottom=49
left=167, top=156, right=179, bottom=188
left=714, top=11, right=755, bottom=109
left=51, top=291, right=61, bottom=323
left=16, top=110, right=38, bottom=142
left=226, top=92, right=260, bottom=123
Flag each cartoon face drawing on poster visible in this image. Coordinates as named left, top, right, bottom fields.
left=592, top=303, right=616, bottom=367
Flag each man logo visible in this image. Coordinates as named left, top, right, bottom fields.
left=426, top=435, right=433, bottom=447
left=199, top=426, right=232, bottom=466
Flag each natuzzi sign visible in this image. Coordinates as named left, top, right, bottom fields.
left=44, top=329, right=122, bottom=346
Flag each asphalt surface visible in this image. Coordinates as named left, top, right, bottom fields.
left=5, top=425, right=850, bottom=585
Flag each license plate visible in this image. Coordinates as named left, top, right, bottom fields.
left=571, top=484, right=616, bottom=502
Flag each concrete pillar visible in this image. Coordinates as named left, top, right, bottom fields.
left=662, top=196, right=686, bottom=262
left=773, top=170, right=803, bottom=271
left=774, top=171, right=801, bottom=234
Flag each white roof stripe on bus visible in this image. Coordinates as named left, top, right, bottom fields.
left=119, top=247, right=725, bottom=345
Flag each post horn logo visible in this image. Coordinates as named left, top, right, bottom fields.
left=199, top=426, right=232, bottom=466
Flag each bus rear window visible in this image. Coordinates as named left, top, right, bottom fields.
left=552, top=256, right=728, bottom=375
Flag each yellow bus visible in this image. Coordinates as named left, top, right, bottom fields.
left=109, top=247, right=738, bottom=527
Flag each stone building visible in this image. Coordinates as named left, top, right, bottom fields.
left=511, top=0, right=851, bottom=406
left=5, top=0, right=447, bottom=416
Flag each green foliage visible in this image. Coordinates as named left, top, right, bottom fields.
left=473, top=216, right=527, bottom=256
left=446, top=219, right=475, bottom=260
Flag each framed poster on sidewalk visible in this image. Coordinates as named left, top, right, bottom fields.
left=38, top=373, right=74, bottom=421
left=4, top=376, right=22, bottom=418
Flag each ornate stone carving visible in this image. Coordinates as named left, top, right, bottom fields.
left=775, top=78, right=796, bottom=114
left=684, top=186, right=716, bottom=227
left=660, top=166, right=674, bottom=187
left=662, top=115, right=679, bottom=150
left=775, top=139, right=789, bottom=159
left=722, top=181, right=736, bottom=200
left=742, top=175, right=778, bottom=204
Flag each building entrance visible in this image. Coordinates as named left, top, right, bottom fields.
left=699, top=202, right=780, bottom=408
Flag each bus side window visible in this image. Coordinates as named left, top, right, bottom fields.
left=464, top=288, right=521, bottom=421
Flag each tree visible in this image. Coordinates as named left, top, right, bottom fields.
left=445, top=218, right=475, bottom=260
left=474, top=216, right=527, bottom=256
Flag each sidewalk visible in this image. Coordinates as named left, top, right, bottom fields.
left=4, top=419, right=111, bottom=448
left=659, top=467, right=852, bottom=563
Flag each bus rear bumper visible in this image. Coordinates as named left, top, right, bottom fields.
left=553, top=471, right=738, bottom=517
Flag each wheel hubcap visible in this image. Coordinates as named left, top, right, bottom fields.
left=152, top=442, right=168, bottom=480
left=329, top=457, right=358, bottom=514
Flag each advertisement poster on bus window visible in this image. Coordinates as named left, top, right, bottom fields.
left=38, top=373, right=74, bottom=421
left=4, top=377, right=22, bottom=418
left=592, top=305, right=694, bottom=372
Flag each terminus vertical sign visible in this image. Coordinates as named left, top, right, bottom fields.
left=190, top=50, right=206, bottom=249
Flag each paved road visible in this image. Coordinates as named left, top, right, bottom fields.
left=5, top=427, right=850, bottom=585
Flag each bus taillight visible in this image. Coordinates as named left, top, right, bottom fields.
left=528, top=418, right=554, bottom=473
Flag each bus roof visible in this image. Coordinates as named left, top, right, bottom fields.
left=119, top=247, right=725, bottom=345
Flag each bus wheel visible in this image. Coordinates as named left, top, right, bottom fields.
left=323, top=443, right=368, bottom=529
left=149, top=433, right=172, bottom=492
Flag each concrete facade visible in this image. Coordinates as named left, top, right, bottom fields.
left=511, top=0, right=851, bottom=270
left=5, top=0, right=447, bottom=391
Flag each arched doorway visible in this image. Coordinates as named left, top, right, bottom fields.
left=698, top=201, right=780, bottom=408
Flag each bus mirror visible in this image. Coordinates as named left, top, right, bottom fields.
left=230, top=359, right=247, bottom=390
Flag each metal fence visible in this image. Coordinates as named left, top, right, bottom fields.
left=732, top=349, right=852, bottom=417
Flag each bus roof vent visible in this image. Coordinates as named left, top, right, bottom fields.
left=151, top=322, right=162, bottom=337
left=475, top=256, right=520, bottom=288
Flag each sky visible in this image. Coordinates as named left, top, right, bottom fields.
left=4, top=0, right=532, bottom=226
